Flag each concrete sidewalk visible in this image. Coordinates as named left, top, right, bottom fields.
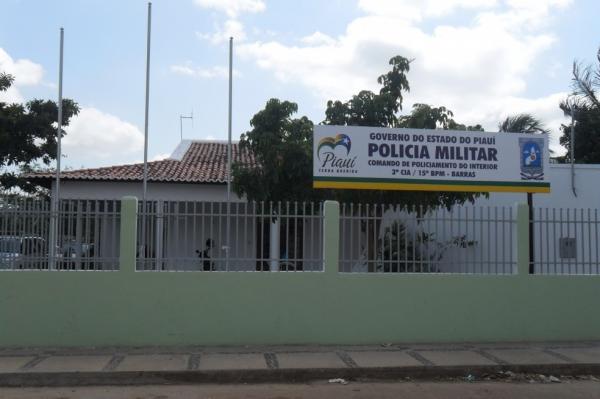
left=1, top=342, right=599, bottom=387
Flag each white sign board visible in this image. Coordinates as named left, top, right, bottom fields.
left=313, top=125, right=550, bottom=193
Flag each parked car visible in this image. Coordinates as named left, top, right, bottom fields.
left=57, top=240, right=95, bottom=269
left=0, top=236, right=47, bottom=269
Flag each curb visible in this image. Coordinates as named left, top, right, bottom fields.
left=1, top=363, right=600, bottom=387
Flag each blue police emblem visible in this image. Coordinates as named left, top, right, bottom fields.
left=519, top=137, right=544, bottom=180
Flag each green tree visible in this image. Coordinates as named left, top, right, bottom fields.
left=324, top=56, right=410, bottom=128
left=0, top=72, right=79, bottom=194
left=556, top=48, right=600, bottom=163
left=399, top=103, right=484, bottom=131
left=232, top=99, right=318, bottom=203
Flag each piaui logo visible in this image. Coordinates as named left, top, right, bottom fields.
left=317, top=133, right=357, bottom=173
left=317, top=134, right=351, bottom=160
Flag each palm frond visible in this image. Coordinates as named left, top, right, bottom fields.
left=572, top=61, right=600, bottom=109
left=498, top=113, right=549, bottom=134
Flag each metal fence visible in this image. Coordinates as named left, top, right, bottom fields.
left=137, top=201, right=324, bottom=272
left=532, top=207, right=600, bottom=274
left=3, top=196, right=599, bottom=275
left=340, top=204, right=516, bottom=274
left=0, top=197, right=120, bottom=270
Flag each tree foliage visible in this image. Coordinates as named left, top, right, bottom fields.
left=556, top=48, right=600, bottom=163
left=324, top=56, right=410, bottom=128
left=232, top=99, right=318, bottom=203
left=0, top=72, right=80, bottom=193
left=399, top=103, right=484, bottom=131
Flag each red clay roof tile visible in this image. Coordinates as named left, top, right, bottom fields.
left=28, top=142, right=255, bottom=184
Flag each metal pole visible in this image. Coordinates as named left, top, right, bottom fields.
left=527, top=192, right=534, bottom=274
left=56, top=27, right=64, bottom=213
left=571, top=107, right=577, bottom=197
left=142, top=2, right=151, bottom=202
left=140, top=2, right=152, bottom=268
left=226, top=37, right=233, bottom=271
left=50, top=27, right=64, bottom=270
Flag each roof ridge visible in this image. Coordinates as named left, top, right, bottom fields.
left=24, top=141, right=255, bottom=185
left=187, top=139, right=241, bottom=144
left=59, top=159, right=174, bottom=174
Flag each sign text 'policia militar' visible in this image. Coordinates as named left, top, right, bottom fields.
left=313, top=125, right=551, bottom=193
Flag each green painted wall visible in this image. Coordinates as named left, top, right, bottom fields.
left=0, top=199, right=599, bottom=347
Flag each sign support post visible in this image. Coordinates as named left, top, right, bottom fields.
left=527, top=192, right=534, bottom=274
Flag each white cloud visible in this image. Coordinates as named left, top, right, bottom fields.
left=239, top=0, right=572, bottom=148
left=300, top=32, right=336, bottom=46
left=358, top=0, right=498, bottom=21
left=0, top=48, right=44, bottom=103
left=152, top=153, right=170, bottom=161
left=63, top=107, right=144, bottom=165
left=194, top=0, right=265, bottom=18
left=170, top=63, right=241, bottom=79
left=196, top=19, right=246, bottom=45
left=194, top=0, right=262, bottom=45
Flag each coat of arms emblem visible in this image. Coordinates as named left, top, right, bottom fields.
left=519, top=137, right=544, bottom=180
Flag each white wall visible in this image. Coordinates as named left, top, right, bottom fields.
left=475, top=164, right=600, bottom=208
left=54, top=181, right=238, bottom=202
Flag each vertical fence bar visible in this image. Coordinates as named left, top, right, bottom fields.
left=544, top=208, right=549, bottom=274
left=587, top=208, right=592, bottom=274
left=594, top=209, right=600, bottom=274
left=492, top=206, right=497, bottom=274
left=580, top=208, right=585, bottom=274
left=553, top=208, right=557, bottom=275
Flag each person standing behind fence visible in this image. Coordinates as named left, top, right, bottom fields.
left=196, top=238, right=215, bottom=271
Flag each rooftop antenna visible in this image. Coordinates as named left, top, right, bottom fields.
left=179, top=111, right=193, bottom=141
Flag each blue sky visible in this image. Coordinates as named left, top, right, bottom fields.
left=1, top=0, right=598, bottom=168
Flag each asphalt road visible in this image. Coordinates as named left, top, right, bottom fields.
left=1, top=381, right=600, bottom=399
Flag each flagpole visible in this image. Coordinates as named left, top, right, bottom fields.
left=50, top=27, right=64, bottom=270
left=140, top=2, right=152, bottom=266
left=226, top=37, right=233, bottom=271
